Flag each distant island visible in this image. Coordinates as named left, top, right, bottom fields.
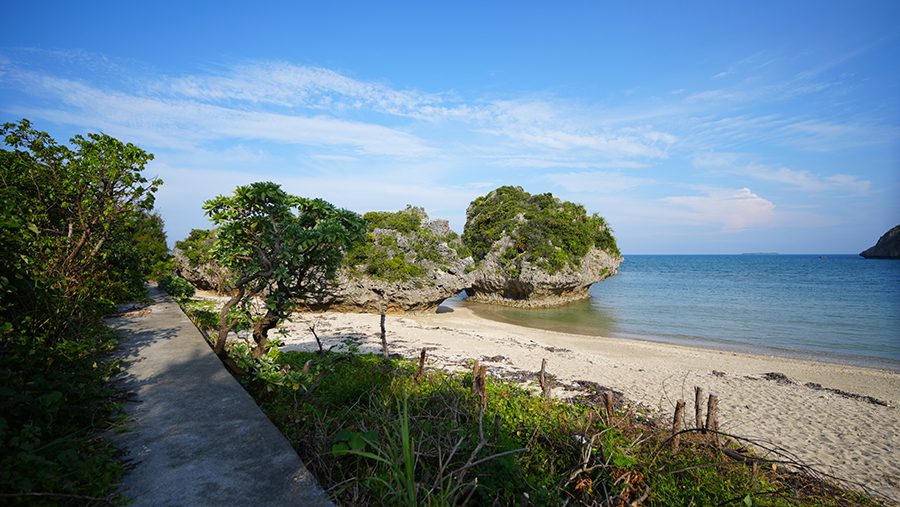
left=741, top=252, right=780, bottom=255
left=860, top=225, right=900, bottom=259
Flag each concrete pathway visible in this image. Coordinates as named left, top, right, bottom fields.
left=107, top=286, right=332, bottom=506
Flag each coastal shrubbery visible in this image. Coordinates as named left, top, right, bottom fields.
left=0, top=119, right=167, bottom=504
left=463, top=186, right=620, bottom=274
left=231, top=348, right=874, bottom=506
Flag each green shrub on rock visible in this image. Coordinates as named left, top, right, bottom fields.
left=463, top=186, right=620, bottom=274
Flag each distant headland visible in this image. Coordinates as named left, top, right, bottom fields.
left=860, top=225, right=900, bottom=259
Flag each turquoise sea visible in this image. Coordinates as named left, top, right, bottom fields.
left=463, top=255, right=900, bottom=370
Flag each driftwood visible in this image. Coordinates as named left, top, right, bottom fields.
left=539, top=358, right=552, bottom=399
left=471, top=360, right=480, bottom=394
left=672, top=400, right=685, bottom=450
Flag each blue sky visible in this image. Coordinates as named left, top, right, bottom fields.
left=1, top=1, right=898, bottom=254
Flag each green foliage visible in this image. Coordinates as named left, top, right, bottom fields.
left=344, top=206, right=465, bottom=282
left=241, top=349, right=875, bottom=506
left=0, top=119, right=164, bottom=503
left=158, top=274, right=196, bottom=302
left=204, top=182, right=365, bottom=355
left=463, top=186, right=620, bottom=274
left=363, top=208, right=423, bottom=234
left=174, top=228, right=216, bottom=268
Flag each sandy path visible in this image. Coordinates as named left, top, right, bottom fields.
left=272, top=305, right=900, bottom=501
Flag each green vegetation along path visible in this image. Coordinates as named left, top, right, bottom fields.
left=107, top=285, right=332, bottom=506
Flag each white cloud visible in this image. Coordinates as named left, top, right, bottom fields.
left=9, top=71, right=433, bottom=156
left=694, top=153, right=872, bottom=195
left=662, top=187, right=776, bottom=231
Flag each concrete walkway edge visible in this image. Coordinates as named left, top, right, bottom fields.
left=107, top=286, right=333, bottom=506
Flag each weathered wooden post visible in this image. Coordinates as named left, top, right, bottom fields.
left=471, top=359, right=480, bottom=394
left=603, top=391, right=615, bottom=425
left=672, top=400, right=686, bottom=450
left=380, top=307, right=388, bottom=359
left=705, top=393, right=719, bottom=444
left=694, top=386, right=704, bottom=431
left=415, top=348, right=427, bottom=382
left=539, top=358, right=551, bottom=399
left=478, top=366, right=488, bottom=409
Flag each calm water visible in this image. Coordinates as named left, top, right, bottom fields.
left=463, top=255, right=900, bottom=370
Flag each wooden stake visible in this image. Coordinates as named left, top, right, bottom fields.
left=415, top=348, right=426, bottom=382
left=672, top=400, right=685, bottom=450
left=539, top=358, right=551, bottom=399
left=380, top=308, right=388, bottom=359
left=603, top=391, right=615, bottom=425
left=478, top=366, right=488, bottom=409
left=694, top=386, right=704, bottom=431
left=471, top=359, right=480, bottom=394
left=706, top=393, right=719, bottom=444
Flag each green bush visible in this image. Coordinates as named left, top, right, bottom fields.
left=174, top=228, right=215, bottom=267
left=1, top=119, right=164, bottom=504
left=344, top=207, right=463, bottom=282
left=158, top=275, right=196, bottom=301
left=241, top=350, right=875, bottom=506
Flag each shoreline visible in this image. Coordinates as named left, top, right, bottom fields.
left=463, top=300, right=900, bottom=373
left=271, top=304, right=899, bottom=500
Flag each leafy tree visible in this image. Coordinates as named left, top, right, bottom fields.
left=0, top=119, right=163, bottom=502
left=1, top=119, right=161, bottom=307
left=204, top=182, right=365, bottom=357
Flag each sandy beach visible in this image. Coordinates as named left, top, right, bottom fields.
left=265, top=303, right=900, bottom=501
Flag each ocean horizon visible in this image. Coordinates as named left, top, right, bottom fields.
left=462, top=254, right=900, bottom=371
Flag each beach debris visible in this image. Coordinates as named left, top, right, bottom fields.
left=711, top=370, right=726, bottom=377
left=761, top=372, right=794, bottom=385
left=803, top=382, right=888, bottom=407
left=481, top=355, right=507, bottom=362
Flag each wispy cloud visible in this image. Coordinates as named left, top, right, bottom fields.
left=694, top=152, right=871, bottom=194
left=662, top=187, right=776, bottom=231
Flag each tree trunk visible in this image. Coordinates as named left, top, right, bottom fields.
left=215, top=287, right=246, bottom=357
left=252, top=308, right=281, bottom=357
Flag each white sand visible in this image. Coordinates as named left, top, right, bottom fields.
left=272, top=305, right=900, bottom=501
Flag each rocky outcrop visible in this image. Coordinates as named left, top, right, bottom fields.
left=860, top=225, right=900, bottom=259
left=172, top=229, right=234, bottom=293
left=466, top=238, right=620, bottom=307
left=306, top=207, right=474, bottom=312
left=463, top=186, right=622, bottom=307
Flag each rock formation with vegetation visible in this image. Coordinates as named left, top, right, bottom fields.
left=463, top=186, right=621, bottom=307
left=859, top=224, right=900, bottom=259
left=310, top=206, right=474, bottom=312
left=173, top=228, right=234, bottom=292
